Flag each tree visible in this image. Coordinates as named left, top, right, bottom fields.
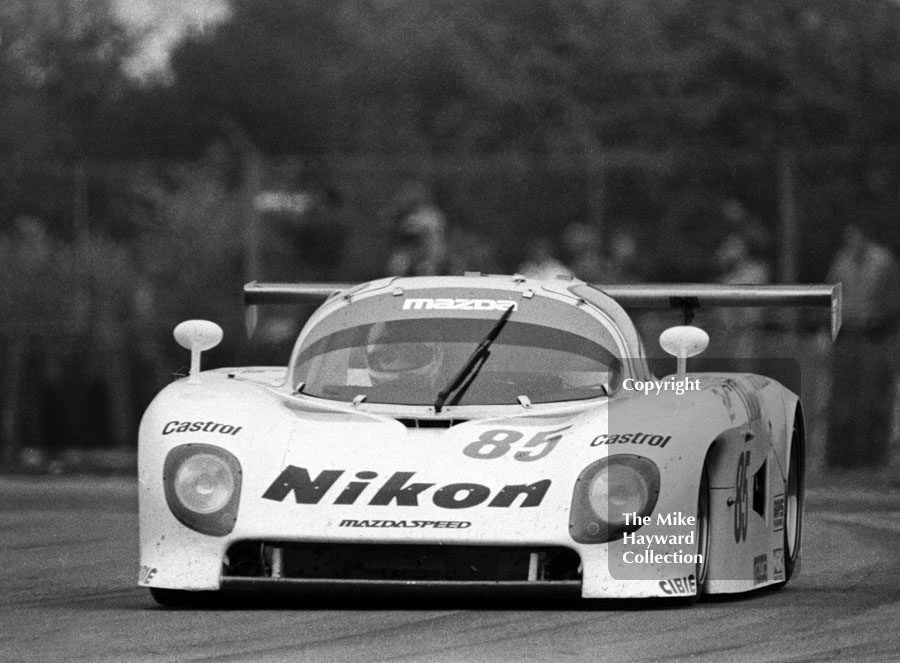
left=0, top=0, right=134, bottom=160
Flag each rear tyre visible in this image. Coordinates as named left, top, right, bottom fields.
left=670, top=464, right=709, bottom=605
left=693, top=464, right=711, bottom=599
left=782, top=418, right=804, bottom=580
left=771, top=416, right=804, bottom=590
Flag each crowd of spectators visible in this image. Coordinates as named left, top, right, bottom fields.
left=382, top=181, right=900, bottom=471
left=3, top=177, right=898, bottom=473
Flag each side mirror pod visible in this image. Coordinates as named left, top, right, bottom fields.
left=174, top=320, right=224, bottom=384
left=659, top=325, right=709, bottom=379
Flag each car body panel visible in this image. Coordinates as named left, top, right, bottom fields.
left=139, top=275, right=827, bottom=600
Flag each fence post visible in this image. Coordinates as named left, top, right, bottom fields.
left=1, top=335, right=28, bottom=469
left=777, top=148, right=798, bottom=285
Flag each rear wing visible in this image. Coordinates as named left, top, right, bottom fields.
left=243, top=281, right=842, bottom=340
left=595, top=283, right=842, bottom=340
left=244, top=281, right=355, bottom=305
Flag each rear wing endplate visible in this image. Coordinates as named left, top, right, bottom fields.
left=243, top=281, right=843, bottom=340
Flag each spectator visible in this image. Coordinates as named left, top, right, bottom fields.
left=719, top=198, right=769, bottom=258
left=446, top=227, right=502, bottom=276
left=715, top=233, right=770, bottom=287
left=562, top=222, right=606, bottom=282
left=825, top=224, right=900, bottom=468
left=518, top=237, right=572, bottom=280
left=713, top=232, right=772, bottom=361
left=606, top=228, right=643, bottom=284
left=386, top=181, right=449, bottom=277
left=560, top=222, right=646, bottom=284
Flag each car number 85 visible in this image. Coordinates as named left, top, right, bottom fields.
left=463, top=427, right=570, bottom=462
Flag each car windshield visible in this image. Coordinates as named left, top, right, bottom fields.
left=292, top=313, right=622, bottom=406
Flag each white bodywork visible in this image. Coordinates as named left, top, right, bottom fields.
left=139, top=275, right=810, bottom=600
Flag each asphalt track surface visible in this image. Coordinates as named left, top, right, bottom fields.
left=1, top=475, right=899, bottom=663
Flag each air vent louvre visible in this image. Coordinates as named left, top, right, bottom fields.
left=397, top=418, right=467, bottom=429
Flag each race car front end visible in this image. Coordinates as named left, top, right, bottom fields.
left=138, top=374, right=712, bottom=602
left=139, top=384, right=587, bottom=596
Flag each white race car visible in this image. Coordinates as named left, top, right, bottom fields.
left=138, top=274, right=840, bottom=605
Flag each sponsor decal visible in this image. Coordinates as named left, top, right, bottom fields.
left=402, top=298, right=518, bottom=311
left=753, top=553, right=768, bottom=585
left=162, top=420, right=243, bottom=436
left=339, top=519, right=471, bottom=529
left=590, top=432, right=671, bottom=448
left=659, top=574, right=696, bottom=596
left=712, top=378, right=765, bottom=423
left=713, top=385, right=737, bottom=422
left=262, top=466, right=551, bottom=509
left=773, top=547, right=785, bottom=581
left=746, top=375, right=771, bottom=389
left=138, top=565, right=157, bottom=585
left=723, top=378, right=763, bottom=421
left=773, top=494, right=785, bottom=532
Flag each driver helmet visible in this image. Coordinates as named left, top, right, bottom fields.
left=365, top=322, right=442, bottom=386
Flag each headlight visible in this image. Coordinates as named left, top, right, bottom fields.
left=164, top=444, right=242, bottom=536
left=588, top=463, right=652, bottom=525
left=174, top=453, right=235, bottom=514
left=570, top=455, right=660, bottom=543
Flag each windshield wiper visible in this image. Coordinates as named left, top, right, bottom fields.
left=434, top=304, right=515, bottom=413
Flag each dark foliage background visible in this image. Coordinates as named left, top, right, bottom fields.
left=1, top=0, right=898, bottom=463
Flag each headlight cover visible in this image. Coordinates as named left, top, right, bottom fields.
left=569, top=455, right=660, bottom=543
left=164, top=444, right=242, bottom=536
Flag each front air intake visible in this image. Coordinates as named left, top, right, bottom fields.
left=225, top=542, right=581, bottom=582
left=396, top=418, right=467, bottom=429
